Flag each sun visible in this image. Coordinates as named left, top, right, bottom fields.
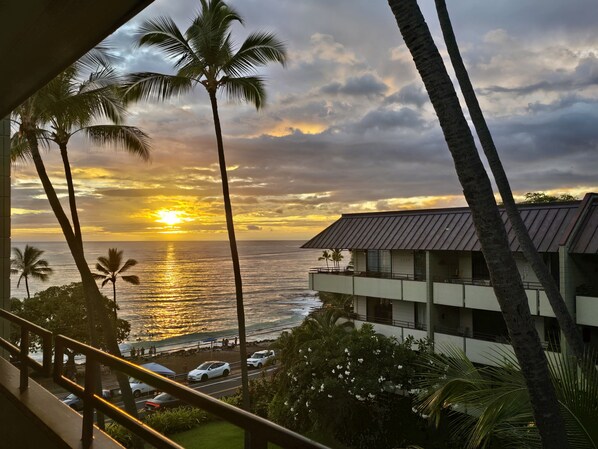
left=157, top=210, right=183, bottom=226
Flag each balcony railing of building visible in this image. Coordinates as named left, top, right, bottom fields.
left=0, top=310, right=327, bottom=449
left=310, top=268, right=549, bottom=290
left=349, top=313, right=427, bottom=331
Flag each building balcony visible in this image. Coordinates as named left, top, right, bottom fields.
left=350, top=314, right=427, bottom=347
left=0, top=310, right=327, bottom=449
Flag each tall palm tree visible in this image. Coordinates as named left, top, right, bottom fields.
left=125, top=0, right=287, bottom=412
left=93, top=248, right=140, bottom=319
left=11, top=245, right=53, bottom=299
left=433, top=0, right=584, bottom=361
left=331, top=248, right=344, bottom=270
left=12, top=52, right=149, bottom=424
left=386, top=1, right=568, bottom=447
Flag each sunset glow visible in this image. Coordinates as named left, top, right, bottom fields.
left=156, top=210, right=184, bottom=226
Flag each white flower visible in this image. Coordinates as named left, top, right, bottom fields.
left=311, top=386, right=315, bottom=390
left=344, top=348, right=349, bottom=353
left=284, top=401, right=288, bottom=406
left=298, top=349, right=302, bottom=353
left=338, top=373, right=344, bottom=379
left=422, top=414, right=429, bottom=419
left=308, top=347, right=312, bottom=352
left=290, top=407, right=294, bottom=412
left=355, top=395, right=365, bottom=401
left=320, top=384, right=325, bottom=391
left=397, top=364, right=403, bottom=369
left=345, top=370, right=350, bottom=376
left=305, top=401, right=310, bottom=407
left=312, top=372, right=316, bottom=376
left=351, top=378, right=355, bottom=383
left=337, top=364, right=342, bottom=369
left=374, top=349, right=381, bottom=355
left=332, top=369, right=335, bottom=374
left=378, top=376, right=385, bottom=383
left=328, top=394, right=333, bottom=398
left=368, top=393, right=375, bottom=399
left=357, top=358, right=363, bottom=363
left=292, top=376, right=297, bottom=382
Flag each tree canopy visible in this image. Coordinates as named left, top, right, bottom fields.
left=520, top=192, right=577, bottom=204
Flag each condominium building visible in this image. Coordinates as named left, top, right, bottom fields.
left=303, top=193, right=598, bottom=364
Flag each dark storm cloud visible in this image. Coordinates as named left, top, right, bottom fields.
left=353, top=107, right=427, bottom=132
left=384, top=84, right=429, bottom=108
left=320, top=74, right=388, bottom=97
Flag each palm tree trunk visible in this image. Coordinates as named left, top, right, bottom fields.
left=208, top=91, right=251, bottom=413
left=433, top=0, right=584, bottom=360
left=23, top=125, right=140, bottom=424
left=25, top=276, right=30, bottom=299
left=113, top=280, right=117, bottom=320
left=58, top=143, right=84, bottom=248
left=386, top=1, right=569, bottom=447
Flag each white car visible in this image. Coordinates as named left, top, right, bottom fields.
left=129, top=378, right=156, bottom=398
left=187, top=361, right=231, bottom=382
left=246, top=350, right=275, bottom=369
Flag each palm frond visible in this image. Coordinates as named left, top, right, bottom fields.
left=117, top=258, right=138, bottom=274
left=84, top=125, right=151, bottom=161
left=122, top=275, right=140, bottom=285
left=222, top=76, right=266, bottom=109
left=94, top=263, right=110, bottom=275
left=123, top=73, right=194, bottom=102
left=224, top=31, right=287, bottom=78
left=137, top=17, right=200, bottom=69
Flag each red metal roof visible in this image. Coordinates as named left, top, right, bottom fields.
left=303, top=196, right=598, bottom=254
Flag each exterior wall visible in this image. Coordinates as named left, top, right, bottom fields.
left=392, top=250, right=413, bottom=276
left=309, top=273, right=353, bottom=295
left=354, top=276, right=401, bottom=300
left=576, top=296, right=598, bottom=326
left=402, top=280, right=427, bottom=303
left=434, top=282, right=464, bottom=307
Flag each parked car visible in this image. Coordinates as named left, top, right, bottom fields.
left=62, top=389, right=114, bottom=411
left=246, top=350, right=275, bottom=369
left=144, top=393, right=185, bottom=413
left=129, top=378, right=156, bottom=398
left=187, top=361, right=231, bottom=382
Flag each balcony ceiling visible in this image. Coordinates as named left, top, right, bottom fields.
left=0, top=0, right=154, bottom=118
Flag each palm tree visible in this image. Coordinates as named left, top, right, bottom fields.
left=125, top=0, right=287, bottom=412
left=93, top=248, right=140, bottom=319
left=12, top=51, right=149, bottom=424
left=318, top=250, right=332, bottom=269
left=433, top=0, right=584, bottom=361
left=386, top=1, right=568, bottom=447
left=11, top=245, right=53, bottom=299
left=331, top=248, right=344, bottom=270
left=416, top=346, right=598, bottom=448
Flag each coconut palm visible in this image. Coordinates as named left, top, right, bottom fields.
left=331, top=248, right=344, bottom=270
left=11, top=245, right=53, bottom=299
left=416, top=346, right=598, bottom=448
left=386, top=1, right=567, bottom=446
left=433, top=0, right=584, bottom=361
left=11, top=51, right=149, bottom=424
left=318, top=250, right=332, bottom=269
left=93, top=248, right=140, bottom=319
left=125, top=0, right=287, bottom=412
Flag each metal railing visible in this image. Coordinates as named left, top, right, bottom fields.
left=350, top=313, right=427, bottom=331
left=0, top=309, right=53, bottom=391
left=1, top=310, right=328, bottom=449
left=310, top=267, right=425, bottom=281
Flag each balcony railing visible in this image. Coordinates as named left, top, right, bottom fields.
left=350, top=313, right=427, bottom=331
left=0, top=310, right=327, bottom=449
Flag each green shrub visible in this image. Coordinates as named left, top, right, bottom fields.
left=106, top=407, right=212, bottom=447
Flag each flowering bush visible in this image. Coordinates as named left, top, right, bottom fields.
left=270, top=315, right=430, bottom=448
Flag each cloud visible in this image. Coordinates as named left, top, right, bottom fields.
left=320, top=74, right=388, bottom=98
left=353, top=107, right=427, bottom=132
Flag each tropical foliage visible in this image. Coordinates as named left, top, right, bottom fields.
left=270, top=311, right=430, bottom=449
left=520, top=192, right=577, bottom=204
left=11, top=244, right=53, bottom=299
left=415, top=347, right=598, bottom=449
left=126, top=0, right=287, bottom=410
left=318, top=250, right=332, bottom=269
left=93, top=248, right=140, bottom=318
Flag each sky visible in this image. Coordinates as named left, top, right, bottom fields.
left=11, top=0, right=598, bottom=241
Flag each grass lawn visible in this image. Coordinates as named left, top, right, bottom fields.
left=171, top=421, right=283, bottom=449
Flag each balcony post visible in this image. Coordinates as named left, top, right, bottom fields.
left=426, top=251, right=435, bottom=341
left=559, top=245, right=576, bottom=356
left=0, top=117, right=10, bottom=360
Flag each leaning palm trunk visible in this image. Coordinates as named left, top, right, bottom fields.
left=58, top=143, right=84, bottom=247
left=386, top=1, right=569, bottom=447
left=23, top=126, right=140, bottom=424
left=434, top=0, right=584, bottom=361
left=208, top=91, right=251, bottom=411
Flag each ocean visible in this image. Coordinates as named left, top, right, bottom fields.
left=11, top=240, right=322, bottom=349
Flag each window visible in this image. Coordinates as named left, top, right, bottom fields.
left=366, top=250, right=391, bottom=275
left=414, top=250, right=426, bottom=281
left=366, top=297, right=392, bottom=325
left=472, top=251, right=490, bottom=281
